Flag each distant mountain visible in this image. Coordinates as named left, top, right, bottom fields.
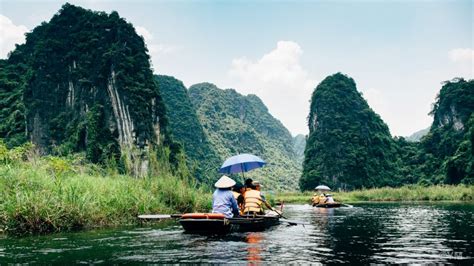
left=0, top=4, right=177, bottom=176
left=301, top=73, right=399, bottom=190
left=155, top=75, right=221, bottom=184
left=406, top=128, right=429, bottom=142
left=292, top=134, right=306, bottom=164
left=188, top=83, right=301, bottom=191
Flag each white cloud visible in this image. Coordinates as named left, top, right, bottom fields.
left=448, top=48, right=474, bottom=78
left=228, top=41, right=316, bottom=136
left=449, top=48, right=474, bottom=62
left=135, top=25, right=179, bottom=67
left=135, top=26, right=154, bottom=41
left=0, top=15, right=28, bottom=59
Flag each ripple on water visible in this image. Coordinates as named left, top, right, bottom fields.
left=0, top=203, right=473, bottom=264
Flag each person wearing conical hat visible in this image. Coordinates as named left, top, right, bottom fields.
left=212, top=175, right=240, bottom=218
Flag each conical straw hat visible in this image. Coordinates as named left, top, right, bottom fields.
left=215, top=175, right=236, bottom=188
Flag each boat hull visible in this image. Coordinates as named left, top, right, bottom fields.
left=179, top=214, right=280, bottom=234
left=313, top=203, right=342, bottom=208
left=179, top=218, right=231, bottom=234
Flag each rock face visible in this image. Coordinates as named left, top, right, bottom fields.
left=1, top=4, right=171, bottom=176
left=292, top=134, right=306, bottom=164
left=419, top=78, right=474, bottom=184
left=301, top=73, right=399, bottom=190
left=189, top=83, right=301, bottom=191
left=155, top=75, right=221, bottom=184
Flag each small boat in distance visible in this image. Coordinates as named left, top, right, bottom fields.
left=312, top=202, right=342, bottom=208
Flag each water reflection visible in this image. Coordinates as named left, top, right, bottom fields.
left=246, top=232, right=263, bottom=263
left=0, top=203, right=473, bottom=264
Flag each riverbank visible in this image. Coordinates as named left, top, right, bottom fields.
left=0, top=142, right=211, bottom=235
left=276, top=185, right=474, bottom=204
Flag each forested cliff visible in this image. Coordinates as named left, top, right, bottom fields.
left=0, top=4, right=177, bottom=176
left=189, top=83, right=301, bottom=190
left=418, top=78, right=474, bottom=185
left=155, top=75, right=221, bottom=184
left=301, top=73, right=473, bottom=190
left=300, top=73, right=399, bottom=190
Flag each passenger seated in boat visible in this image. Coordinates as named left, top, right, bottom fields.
left=232, top=184, right=245, bottom=211
left=243, top=182, right=274, bottom=215
left=212, top=175, right=240, bottom=218
left=312, top=193, right=327, bottom=205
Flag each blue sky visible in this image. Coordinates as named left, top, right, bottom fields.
left=1, top=0, right=472, bottom=136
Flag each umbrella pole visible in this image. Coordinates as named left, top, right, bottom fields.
left=241, top=163, right=245, bottom=184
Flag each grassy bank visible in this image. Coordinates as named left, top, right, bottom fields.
left=0, top=143, right=211, bottom=235
left=276, top=185, right=474, bottom=204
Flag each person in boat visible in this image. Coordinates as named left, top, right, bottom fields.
left=243, top=181, right=274, bottom=215
left=212, top=175, right=240, bottom=218
left=252, top=181, right=266, bottom=201
left=312, top=192, right=327, bottom=205
left=325, top=194, right=335, bottom=203
left=232, top=184, right=245, bottom=211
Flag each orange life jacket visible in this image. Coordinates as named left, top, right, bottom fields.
left=243, top=189, right=263, bottom=213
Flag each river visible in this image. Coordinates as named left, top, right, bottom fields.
left=1, top=203, right=473, bottom=264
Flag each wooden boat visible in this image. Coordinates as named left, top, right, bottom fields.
left=178, top=213, right=280, bottom=234
left=312, top=202, right=342, bottom=208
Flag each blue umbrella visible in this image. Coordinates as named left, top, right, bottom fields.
left=219, top=154, right=266, bottom=177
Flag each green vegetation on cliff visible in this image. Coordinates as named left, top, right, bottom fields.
left=301, top=73, right=399, bottom=190
left=189, top=83, right=301, bottom=190
left=155, top=75, right=221, bottom=184
left=0, top=59, right=27, bottom=148
left=418, top=78, right=474, bottom=185
left=301, top=74, right=473, bottom=191
left=0, top=3, right=178, bottom=176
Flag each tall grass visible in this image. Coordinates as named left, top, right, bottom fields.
left=0, top=141, right=211, bottom=235
left=276, top=185, right=474, bottom=204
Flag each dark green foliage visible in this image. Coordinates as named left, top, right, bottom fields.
left=0, top=3, right=177, bottom=173
left=301, top=73, right=399, bottom=190
left=155, top=75, right=221, bottom=184
left=0, top=59, right=28, bottom=148
left=189, top=83, right=301, bottom=190
left=417, top=78, right=474, bottom=185
left=301, top=74, right=473, bottom=191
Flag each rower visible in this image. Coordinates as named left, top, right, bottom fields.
left=212, top=175, right=240, bottom=218
left=325, top=194, right=335, bottom=203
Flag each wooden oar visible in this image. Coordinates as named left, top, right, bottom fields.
left=138, top=214, right=182, bottom=219
left=280, top=219, right=310, bottom=226
left=266, top=207, right=301, bottom=226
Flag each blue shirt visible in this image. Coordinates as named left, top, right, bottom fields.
left=212, top=189, right=240, bottom=218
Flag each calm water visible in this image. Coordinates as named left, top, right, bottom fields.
left=1, top=203, right=473, bottom=264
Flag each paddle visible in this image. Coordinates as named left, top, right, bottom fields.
left=265, top=206, right=301, bottom=226
left=280, top=219, right=310, bottom=226
left=138, top=214, right=182, bottom=219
